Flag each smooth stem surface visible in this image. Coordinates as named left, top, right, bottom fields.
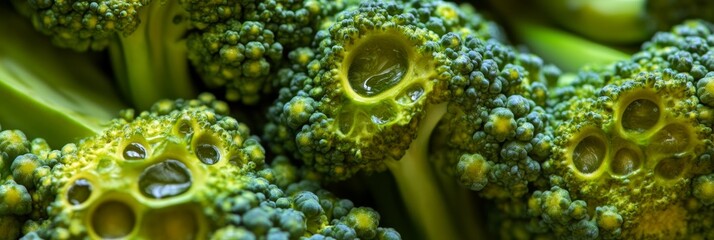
left=535, top=0, right=650, bottom=43
left=0, top=8, right=125, bottom=147
left=110, top=2, right=193, bottom=110
left=490, top=0, right=630, bottom=72
left=385, top=102, right=463, bottom=240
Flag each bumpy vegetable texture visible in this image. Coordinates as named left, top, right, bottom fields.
left=264, top=0, right=559, bottom=239
left=9, top=0, right=714, bottom=239
left=490, top=20, right=714, bottom=239
left=0, top=129, right=59, bottom=240
left=13, top=0, right=351, bottom=108
left=2, top=95, right=400, bottom=239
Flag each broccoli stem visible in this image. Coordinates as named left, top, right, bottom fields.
left=109, top=1, right=194, bottom=110
left=385, top=102, right=482, bottom=240
left=490, top=0, right=631, bottom=72
left=533, top=0, right=651, bottom=44
left=0, top=8, right=125, bottom=147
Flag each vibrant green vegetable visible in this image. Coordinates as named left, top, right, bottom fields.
left=533, top=0, right=714, bottom=44
left=12, top=0, right=358, bottom=107
left=0, top=7, right=125, bottom=147
left=495, top=20, right=714, bottom=239
left=5, top=0, right=714, bottom=239
left=13, top=0, right=195, bottom=110
left=2, top=95, right=400, bottom=239
left=264, top=0, right=556, bottom=239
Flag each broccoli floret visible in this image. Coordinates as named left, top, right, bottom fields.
left=17, top=94, right=398, bottom=239
left=0, top=7, right=126, bottom=147
left=528, top=20, right=714, bottom=239
left=184, top=0, right=350, bottom=104
left=0, top=127, right=59, bottom=240
left=264, top=0, right=532, bottom=239
left=427, top=33, right=556, bottom=200
left=14, top=0, right=358, bottom=107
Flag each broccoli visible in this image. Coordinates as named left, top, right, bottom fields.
left=531, top=0, right=714, bottom=44
left=488, top=0, right=632, bottom=73
left=0, top=127, right=60, bottom=240
left=9, top=0, right=714, bottom=239
left=12, top=0, right=195, bottom=109
left=184, top=0, right=351, bottom=104
left=6, top=94, right=400, bottom=239
left=429, top=39, right=556, bottom=199
left=0, top=6, right=126, bottom=147
left=264, top=0, right=554, bottom=239
left=515, top=20, right=714, bottom=239
left=12, top=0, right=355, bottom=107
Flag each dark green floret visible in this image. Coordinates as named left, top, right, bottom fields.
left=264, top=0, right=551, bottom=239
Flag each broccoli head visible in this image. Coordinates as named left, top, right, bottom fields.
left=14, top=0, right=194, bottom=109
left=185, top=0, right=351, bottom=104
left=430, top=38, right=556, bottom=199
left=264, top=0, right=505, bottom=239
left=16, top=94, right=398, bottom=239
left=529, top=20, right=714, bottom=239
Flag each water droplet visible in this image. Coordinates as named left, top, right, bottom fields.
left=67, top=178, right=92, bottom=205
left=196, top=144, right=221, bottom=165
left=176, top=116, right=194, bottom=135
left=338, top=110, right=354, bottom=135
left=611, top=148, right=640, bottom=176
left=649, top=124, right=690, bottom=154
left=139, top=160, right=192, bottom=199
left=123, top=142, right=147, bottom=160
left=572, top=135, right=607, bottom=174
left=407, top=86, right=424, bottom=102
left=348, top=38, right=409, bottom=97
left=621, top=99, right=659, bottom=132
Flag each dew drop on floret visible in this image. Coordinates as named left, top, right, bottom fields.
left=572, top=135, right=607, bottom=174
left=196, top=143, right=221, bottom=165
left=145, top=206, right=200, bottom=239
left=648, top=123, right=691, bottom=154
left=67, top=178, right=92, bottom=206
left=610, top=148, right=640, bottom=176
left=621, top=99, right=660, bottom=132
left=123, top=142, right=147, bottom=160
left=138, top=159, right=192, bottom=199
left=654, top=157, right=686, bottom=180
left=347, top=37, right=409, bottom=97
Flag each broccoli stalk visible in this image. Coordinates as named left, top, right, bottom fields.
left=533, top=0, right=651, bottom=44
left=489, top=0, right=631, bottom=72
left=532, top=0, right=714, bottom=44
left=384, top=103, right=479, bottom=240
left=17, top=0, right=195, bottom=110
left=0, top=7, right=125, bottom=147
left=107, top=1, right=194, bottom=110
